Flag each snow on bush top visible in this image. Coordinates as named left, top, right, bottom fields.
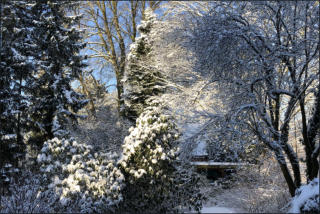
left=118, top=103, right=204, bottom=212
left=37, top=137, right=124, bottom=213
left=119, top=105, right=179, bottom=181
left=288, top=178, right=319, bottom=213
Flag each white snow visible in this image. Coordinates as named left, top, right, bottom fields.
left=192, top=140, right=208, bottom=156
left=4, top=163, right=12, bottom=168
left=288, top=178, right=319, bottom=213
left=191, top=161, right=248, bottom=167
left=64, top=90, right=73, bottom=103
left=201, top=206, right=239, bottom=213
left=1, top=134, right=16, bottom=140
left=187, top=206, right=240, bottom=213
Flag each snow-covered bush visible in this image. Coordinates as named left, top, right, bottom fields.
left=37, top=137, right=124, bottom=213
left=289, top=178, right=319, bottom=213
left=118, top=103, right=203, bottom=213
left=0, top=171, right=56, bottom=213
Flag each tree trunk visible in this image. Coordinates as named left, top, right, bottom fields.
left=258, top=129, right=297, bottom=196
left=305, top=88, right=320, bottom=180
left=116, top=68, right=124, bottom=114
left=280, top=94, right=302, bottom=188
left=280, top=133, right=301, bottom=188
left=111, top=2, right=126, bottom=113
left=275, top=151, right=297, bottom=196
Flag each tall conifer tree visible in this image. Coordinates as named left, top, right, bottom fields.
left=0, top=1, right=36, bottom=167
left=28, top=1, right=87, bottom=144
left=121, top=9, right=165, bottom=121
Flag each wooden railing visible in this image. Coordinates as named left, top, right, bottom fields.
left=191, top=161, right=250, bottom=169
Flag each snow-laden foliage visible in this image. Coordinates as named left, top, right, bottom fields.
left=37, top=137, right=124, bottom=213
left=0, top=0, right=36, bottom=169
left=28, top=1, right=88, bottom=144
left=141, top=3, right=247, bottom=164
left=0, top=172, right=57, bottom=213
left=118, top=102, right=203, bottom=213
left=119, top=104, right=179, bottom=180
left=176, top=1, right=319, bottom=196
left=121, top=9, right=165, bottom=121
left=289, top=178, right=320, bottom=213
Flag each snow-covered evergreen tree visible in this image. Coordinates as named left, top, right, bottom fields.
left=0, top=1, right=37, bottom=171
left=121, top=9, right=165, bottom=121
left=28, top=1, right=87, bottom=144
left=118, top=100, right=203, bottom=213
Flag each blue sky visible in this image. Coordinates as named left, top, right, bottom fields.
left=72, top=1, right=165, bottom=93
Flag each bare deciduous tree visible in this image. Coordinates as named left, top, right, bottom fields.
left=81, top=1, right=161, bottom=112
left=187, top=1, right=319, bottom=196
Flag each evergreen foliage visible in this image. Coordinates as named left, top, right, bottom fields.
left=0, top=0, right=87, bottom=186
left=118, top=101, right=203, bottom=213
left=0, top=0, right=36, bottom=171
left=37, top=138, right=124, bottom=213
left=121, top=9, right=165, bottom=121
left=3, top=1, right=316, bottom=213
left=27, top=1, right=88, bottom=144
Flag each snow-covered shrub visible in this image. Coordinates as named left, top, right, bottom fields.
left=0, top=171, right=56, bottom=213
left=37, top=137, right=124, bottom=213
left=289, top=178, right=319, bottom=213
left=118, top=104, right=203, bottom=213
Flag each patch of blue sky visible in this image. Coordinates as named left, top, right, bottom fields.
left=72, top=1, right=165, bottom=93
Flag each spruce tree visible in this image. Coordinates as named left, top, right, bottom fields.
left=121, top=9, right=165, bottom=121
left=0, top=1, right=36, bottom=169
left=28, top=1, right=87, bottom=144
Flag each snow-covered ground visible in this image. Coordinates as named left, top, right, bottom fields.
left=186, top=206, right=245, bottom=213
left=288, top=178, right=319, bottom=213
left=200, top=206, right=243, bottom=213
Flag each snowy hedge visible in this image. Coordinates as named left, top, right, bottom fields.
left=288, top=178, right=319, bottom=213
left=37, top=137, right=124, bottom=213
left=118, top=104, right=203, bottom=213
